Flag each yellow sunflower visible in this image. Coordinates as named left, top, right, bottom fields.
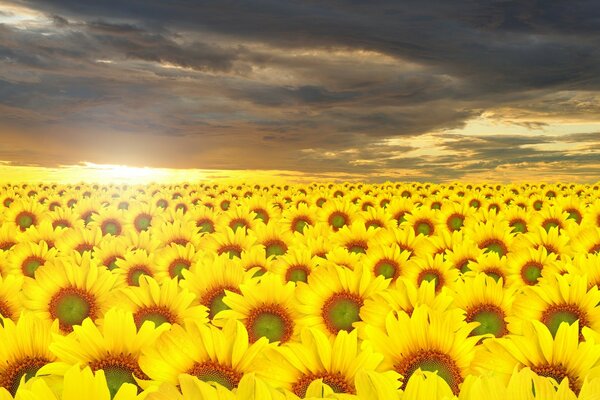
left=22, top=253, right=117, bottom=333
left=295, top=264, right=389, bottom=336
left=362, top=243, right=411, bottom=281
left=154, top=243, right=204, bottom=281
left=0, top=313, right=58, bottom=395
left=202, top=227, right=257, bottom=259
left=466, top=221, right=515, bottom=258
left=404, top=254, right=460, bottom=293
left=365, top=305, right=481, bottom=395
left=270, top=247, right=319, bottom=284
left=6, top=241, right=58, bottom=278
left=46, top=308, right=168, bottom=398
left=506, top=246, right=563, bottom=287
left=139, top=319, right=268, bottom=390
left=215, top=274, right=300, bottom=344
left=87, top=207, right=127, bottom=237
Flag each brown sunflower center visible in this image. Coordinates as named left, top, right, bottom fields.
left=133, top=305, right=177, bottom=328
left=75, top=243, right=94, bottom=254
left=479, top=239, right=508, bottom=257
left=395, top=350, right=463, bottom=395
left=328, top=212, right=349, bottom=230
left=101, top=219, right=122, bottom=236
left=446, top=213, right=464, bottom=231
left=345, top=240, right=368, bottom=254
left=285, top=265, right=310, bottom=283
left=264, top=239, right=288, bottom=257
left=229, top=218, right=249, bottom=232
left=90, top=354, right=147, bottom=398
left=127, top=265, right=153, bottom=286
left=49, top=287, right=97, bottom=332
left=374, top=259, right=400, bottom=280
left=15, top=211, right=36, bottom=231
left=0, top=240, right=16, bottom=251
left=531, top=363, right=578, bottom=394
left=0, top=356, right=49, bottom=395
left=292, top=372, right=355, bottom=398
left=196, top=218, right=215, bottom=233
left=218, top=244, right=243, bottom=259
left=188, top=361, right=242, bottom=390
left=291, top=216, right=311, bottom=233
left=133, top=213, right=152, bottom=232
left=322, top=292, right=363, bottom=334
left=246, top=304, right=293, bottom=343
left=521, top=261, right=543, bottom=285
left=414, top=219, right=434, bottom=236
left=202, top=286, right=240, bottom=319
left=542, top=218, right=561, bottom=232
left=52, top=219, right=72, bottom=229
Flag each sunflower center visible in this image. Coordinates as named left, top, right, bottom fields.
left=101, top=219, right=122, bottom=236
left=127, top=266, right=152, bottom=286
left=285, top=265, right=309, bottom=283
left=203, top=286, right=239, bottom=319
left=134, top=214, right=152, bottom=232
left=566, top=209, right=582, bottom=223
left=21, top=256, right=44, bottom=277
left=15, top=211, right=35, bottom=231
left=292, top=217, right=310, bottom=233
left=417, top=269, right=444, bottom=292
left=541, top=304, right=587, bottom=338
left=414, top=219, right=434, bottom=236
left=346, top=241, right=368, bottom=254
left=253, top=209, right=269, bottom=223
left=2, top=198, right=13, bottom=207
left=246, top=304, right=293, bottom=343
left=168, top=258, right=190, bottom=279
left=218, top=245, right=243, bottom=259
left=75, top=243, right=94, bottom=254
left=265, top=240, right=288, bottom=257
left=197, top=218, right=215, bottom=233
left=456, top=258, right=472, bottom=273
left=447, top=214, right=464, bottom=231
left=229, top=219, right=248, bottom=232
left=531, top=363, right=578, bottom=394
left=521, top=261, right=543, bottom=285
left=49, top=287, right=96, bottom=332
left=365, top=219, right=383, bottom=229
left=374, top=259, right=399, bottom=280
left=188, top=361, right=242, bottom=390
left=0, top=241, right=15, bottom=250
left=53, top=219, right=71, bottom=229
left=133, top=305, right=176, bottom=328
left=90, top=355, right=147, bottom=399
left=395, top=350, right=463, bottom=395
left=510, top=219, right=527, bottom=233
left=105, top=256, right=119, bottom=271
left=542, top=218, right=561, bottom=232
left=322, top=292, right=363, bottom=334
left=0, top=357, right=49, bottom=395
left=466, top=304, right=507, bottom=337
left=292, top=372, right=354, bottom=398
left=482, top=268, right=504, bottom=283
left=589, top=243, right=600, bottom=254
left=480, top=239, right=508, bottom=257
left=329, top=212, right=348, bottom=230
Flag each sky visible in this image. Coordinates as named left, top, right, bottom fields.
left=1, top=0, right=600, bottom=183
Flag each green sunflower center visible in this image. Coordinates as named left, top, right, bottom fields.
left=253, top=209, right=269, bottom=222
left=510, top=220, right=527, bottom=233
left=128, top=267, right=151, bottom=286
left=329, top=213, right=348, bottom=229
left=50, top=288, right=95, bottom=331
left=197, top=219, right=215, bottom=233
left=293, top=219, right=309, bottom=233
left=134, top=214, right=152, bottom=231
left=447, top=214, right=464, bottom=231
left=521, top=262, right=543, bottom=285
left=286, top=266, right=309, bottom=283
left=104, top=366, right=137, bottom=398
left=16, top=212, right=35, bottom=230
left=347, top=241, right=367, bottom=254
left=247, top=306, right=292, bottom=343
left=189, top=362, right=242, bottom=390
left=102, top=220, right=122, bottom=236
left=265, top=240, right=287, bottom=257
left=543, top=219, right=560, bottom=232
left=169, top=259, right=190, bottom=279
left=3, top=357, right=48, bottom=395
left=229, top=219, right=248, bottom=232
left=417, top=269, right=444, bottom=292
left=466, top=305, right=507, bottom=337
left=90, top=356, right=146, bottom=399
left=205, top=288, right=237, bottom=319
left=415, top=220, right=433, bottom=236
left=374, top=259, right=399, bottom=279
left=134, top=306, right=175, bottom=328
left=22, top=256, right=44, bottom=277
left=322, top=292, right=363, bottom=334
left=106, top=257, right=119, bottom=271
left=542, top=304, right=585, bottom=337
left=481, top=239, right=507, bottom=256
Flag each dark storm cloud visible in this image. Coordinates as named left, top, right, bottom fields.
left=1, top=0, right=600, bottom=180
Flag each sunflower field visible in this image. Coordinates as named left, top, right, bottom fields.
left=1, top=181, right=600, bottom=399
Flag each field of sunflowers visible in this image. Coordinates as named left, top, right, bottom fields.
left=1, top=181, right=600, bottom=399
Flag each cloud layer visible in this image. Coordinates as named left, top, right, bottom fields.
left=1, top=0, right=600, bottom=181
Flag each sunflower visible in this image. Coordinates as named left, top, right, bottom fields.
left=121, top=230, right=162, bottom=255
left=506, top=246, right=563, bottom=287
left=0, top=313, right=58, bottom=395
left=332, top=221, right=381, bottom=255
left=250, top=222, right=294, bottom=259
left=5, top=199, right=45, bottom=232
left=139, top=319, right=268, bottom=390
left=238, top=246, right=274, bottom=276
left=473, top=320, right=600, bottom=394
left=179, top=254, right=257, bottom=321
left=295, top=264, right=389, bottom=336
left=402, top=207, right=440, bottom=237
left=582, top=200, right=600, bottom=229
left=144, top=373, right=237, bottom=400
left=444, top=238, right=484, bottom=274
left=451, top=273, right=515, bottom=338
left=571, top=227, right=600, bottom=256
left=466, top=221, right=515, bottom=258
left=365, top=305, right=481, bottom=395
left=517, top=226, right=573, bottom=260
left=108, top=276, right=208, bottom=329
left=212, top=274, right=299, bottom=344
left=245, top=194, right=281, bottom=225
left=71, top=197, right=103, bottom=226
left=45, top=205, right=84, bottom=230
left=318, top=247, right=363, bottom=271
left=0, top=223, right=21, bottom=251
left=530, top=206, right=576, bottom=234
left=359, top=278, right=454, bottom=333
left=384, top=226, right=436, bottom=260
left=203, top=227, right=257, bottom=259
left=568, top=253, right=600, bottom=289
left=19, top=363, right=149, bottom=400
left=187, top=206, right=223, bottom=234
left=554, top=196, right=585, bottom=226
left=154, top=243, right=204, bottom=281
left=125, top=201, right=164, bottom=233
left=87, top=207, right=128, bottom=237
left=295, top=223, right=333, bottom=258
left=91, top=235, right=130, bottom=271
left=428, top=230, right=467, bottom=259
left=319, top=199, right=358, bottom=232
left=152, top=220, right=203, bottom=249
left=21, top=220, right=65, bottom=250
left=465, top=252, right=511, bottom=285
left=357, top=205, right=395, bottom=231
left=362, top=243, right=411, bottom=281
left=385, top=197, right=416, bottom=227
left=508, top=274, right=600, bottom=339
left=22, top=253, right=117, bottom=333
left=222, top=205, right=258, bottom=233
left=404, top=254, right=460, bottom=293
left=55, top=227, right=104, bottom=255
left=263, top=327, right=391, bottom=397
left=7, top=240, right=58, bottom=278
left=0, top=275, right=24, bottom=322
left=46, top=308, right=168, bottom=398
left=271, top=247, right=319, bottom=284
left=280, top=203, right=317, bottom=236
